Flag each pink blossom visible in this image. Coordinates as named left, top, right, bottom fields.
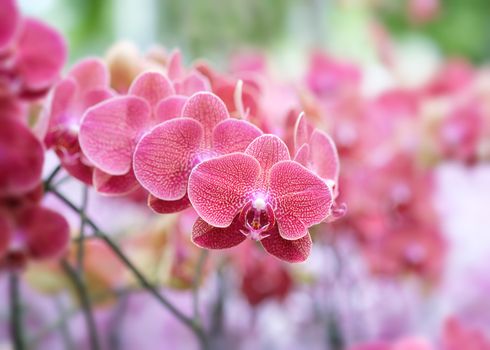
left=0, top=204, right=70, bottom=270
left=43, top=58, right=113, bottom=185
left=0, top=0, right=66, bottom=99
left=188, top=134, right=332, bottom=262
left=0, top=118, right=44, bottom=197
left=443, top=317, right=490, bottom=350
left=133, top=91, right=262, bottom=213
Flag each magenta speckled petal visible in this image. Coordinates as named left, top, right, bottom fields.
left=293, top=143, right=310, bottom=167
left=261, top=225, right=312, bottom=263
left=93, top=168, right=140, bottom=196
left=245, top=134, right=290, bottom=180
left=20, top=206, right=70, bottom=260
left=148, top=194, right=191, bottom=214
left=188, top=153, right=260, bottom=227
left=79, top=96, right=151, bottom=175
left=16, top=18, right=67, bottom=90
left=133, top=118, right=203, bottom=200
left=0, top=119, right=44, bottom=197
left=128, top=71, right=174, bottom=110
left=213, top=119, right=262, bottom=154
left=167, top=49, right=184, bottom=81
left=182, top=92, right=229, bottom=147
left=155, top=95, right=187, bottom=122
left=191, top=217, right=246, bottom=249
left=270, top=161, right=332, bottom=240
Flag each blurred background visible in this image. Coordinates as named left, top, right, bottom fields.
left=5, top=0, right=490, bottom=349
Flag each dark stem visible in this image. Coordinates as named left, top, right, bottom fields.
left=77, top=186, right=89, bottom=274
left=43, top=165, right=62, bottom=191
left=192, top=250, right=208, bottom=322
left=61, top=259, right=101, bottom=350
left=54, top=296, right=76, bottom=350
left=107, top=292, right=130, bottom=350
left=47, top=185, right=208, bottom=349
left=9, top=273, right=25, bottom=350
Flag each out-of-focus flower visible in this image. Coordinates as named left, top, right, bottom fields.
left=350, top=336, right=433, bottom=350
left=442, top=317, right=490, bottom=350
left=133, top=92, right=261, bottom=213
left=0, top=0, right=66, bottom=100
left=188, top=134, right=333, bottom=262
left=408, top=0, right=440, bottom=24
left=43, top=58, right=113, bottom=185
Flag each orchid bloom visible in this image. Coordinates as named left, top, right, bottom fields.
left=0, top=204, right=70, bottom=270
left=79, top=70, right=190, bottom=196
left=188, top=134, right=333, bottom=262
left=0, top=0, right=66, bottom=99
left=133, top=91, right=262, bottom=213
left=166, top=49, right=211, bottom=96
left=0, top=118, right=44, bottom=197
left=44, top=58, right=113, bottom=185
left=293, top=113, right=346, bottom=220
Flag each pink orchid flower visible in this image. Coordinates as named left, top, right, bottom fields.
left=293, top=113, right=346, bottom=220
left=166, top=49, right=211, bottom=96
left=43, top=58, right=113, bottom=186
left=443, top=317, right=490, bottom=350
left=133, top=91, right=262, bottom=213
left=79, top=70, right=186, bottom=196
left=0, top=0, right=66, bottom=99
left=0, top=204, right=70, bottom=270
left=0, top=118, right=44, bottom=197
left=188, top=134, right=333, bottom=263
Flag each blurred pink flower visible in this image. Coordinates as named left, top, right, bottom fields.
left=0, top=0, right=66, bottom=99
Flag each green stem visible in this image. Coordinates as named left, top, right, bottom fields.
left=54, top=296, right=76, bottom=350
left=43, top=165, right=62, bottom=191
left=61, top=259, right=101, bottom=350
left=47, top=186, right=208, bottom=349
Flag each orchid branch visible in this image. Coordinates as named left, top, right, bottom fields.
left=9, top=273, right=25, bottom=350
left=45, top=185, right=209, bottom=349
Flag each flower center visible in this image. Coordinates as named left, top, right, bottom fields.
left=240, top=197, right=275, bottom=241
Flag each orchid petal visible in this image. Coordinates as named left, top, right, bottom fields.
left=148, top=194, right=191, bottom=214
left=0, top=119, right=44, bottom=197
left=167, top=49, right=184, bottom=81
left=0, top=213, right=11, bottom=257
left=20, top=206, right=70, bottom=260
left=270, top=161, right=332, bottom=239
left=175, top=71, right=210, bottom=96
left=294, top=143, right=310, bottom=167
left=182, top=92, right=229, bottom=147
left=245, top=134, right=290, bottom=177
left=0, top=0, right=19, bottom=50
left=16, top=18, right=67, bottom=90
left=261, top=226, right=312, bottom=263
left=133, top=118, right=203, bottom=200
left=79, top=96, right=151, bottom=175
left=93, top=168, right=140, bottom=196
left=188, top=153, right=260, bottom=227
left=293, top=112, right=313, bottom=150
left=191, top=217, right=246, bottom=249
left=213, top=119, right=262, bottom=154
left=68, top=58, right=109, bottom=94
left=309, top=129, right=340, bottom=182
left=129, top=71, right=174, bottom=110
left=155, top=95, right=187, bottom=122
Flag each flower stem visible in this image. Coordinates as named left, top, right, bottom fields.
left=9, top=273, right=25, bottom=350
left=192, top=250, right=209, bottom=322
left=47, top=186, right=209, bottom=349
left=61, top=259, right=101, bottom=350
left=77, top=186, right=89, bottom=274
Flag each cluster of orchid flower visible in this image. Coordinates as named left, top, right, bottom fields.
left=3, top=0, right=490, bottom=348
